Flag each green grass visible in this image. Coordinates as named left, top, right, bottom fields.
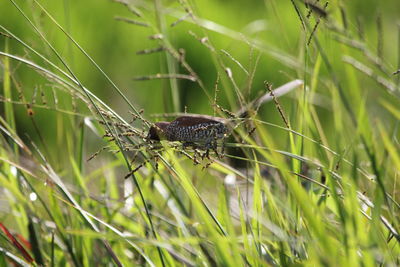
left=0, top=0, right=399, bottom=266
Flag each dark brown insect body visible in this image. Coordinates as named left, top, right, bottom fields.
left=148, top=116, right=228, bottom=149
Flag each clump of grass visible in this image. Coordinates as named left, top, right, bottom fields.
left=0, top=0, right=399, bottom=266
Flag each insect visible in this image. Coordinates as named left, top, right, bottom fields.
left=147, top=115, right=229, bottom=156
